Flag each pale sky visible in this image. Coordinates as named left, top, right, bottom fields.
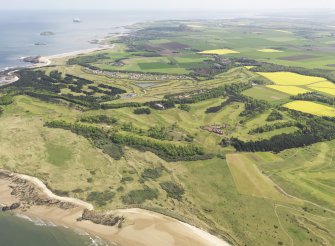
left=2, top=0, right=335, bottom=10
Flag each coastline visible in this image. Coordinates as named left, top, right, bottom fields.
left=0, top=170, right=230, bottom=246
left=0, top=44, right=114, bottom=87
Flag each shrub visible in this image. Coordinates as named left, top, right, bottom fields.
left=121, top=176, right=134, bottom=183
left=0, top=95, right=14, bottom=105
left=178, top=104, right=191, bottom=112
left=122, top=186, right=158, bottom=204
left=141, top=168, right=162, bottom=180
left=160, top=181, right=185, bottom=201
left=87, top=190, right=115, bottom=206
left=101, top=143, right=123, bottom=160
left=267, top=110, right=283, bottom=122
left=134, top=108, right=151, bottom=115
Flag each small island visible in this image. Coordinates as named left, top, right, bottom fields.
left=40, top=31, right=55, bottom=36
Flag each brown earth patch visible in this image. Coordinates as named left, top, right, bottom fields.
left=278, top=55, right=320, bottom=61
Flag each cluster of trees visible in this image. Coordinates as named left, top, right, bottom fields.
left=0, top=95, right=13, bottom=116
left=101, top=102, right=143, bottom=109
left=291, top=92, right=335, bottom=106
left=205, top=97, right=236, bottom=114
left=45, top=120, right=208, bottom=161
left=79, top=115, right=118, bottom=125
left=0, top=95, right=14, bottom=105
left=111, top=131, right=205, bottom=161
left=267, top=110, right=284, bottom=121
left=239, top=96, right=270, bottom=119
left=25, top=91, right=100, bottom=108
left=133, top=107, right=151, bottom=115
left=230, top=115, right=335, bottom=152
left=248, top=121, right=298, bottom=134
left=148, top=126, right=169, bottom=140
left=178, top=104, right=191, bottom=112
left=86, top=84, right=126, bottom=96
left=166, top=82, right=252, bottom=104
left=2, top=70, right=125, bottom=109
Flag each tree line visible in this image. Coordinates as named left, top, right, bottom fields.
left=229, top=114, right=335, bottom=152
left=45, top=120, right=210, bottom=161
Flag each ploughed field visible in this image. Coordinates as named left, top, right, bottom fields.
left=0, top=19, right=335, bottom=246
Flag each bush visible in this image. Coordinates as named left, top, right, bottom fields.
left=134, top=108, right=151, bottom=115
left=178, top=104, right=191, bottom=112
left=122, top=187, right=158, bottom=204
left=141, top=168, right=162, bottom=180
left=160, top=181, right=185, bottom=201
left=121, top=176, right=134, bottom=183
left=0, top=95, right=14, bottom=105
left=87, top=190, right=115, bottom=206
left=101, top=143, right=123, bottom=160
left=80, top=115, right=118, bottom=125
left=267, top=110, right=283, bottom=122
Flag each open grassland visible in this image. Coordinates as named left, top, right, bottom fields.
left=198, top=49, right=240, bottom=55
left=242, top=86, right=291, bottom=104
left=284, top=100, right=335, bottom=117
left=222, top=151, right=334, bottom=246
left=226, top=153, right=300, bottom=203
left=258, top=72, right=327, bottom=86
left=266, top=85, right=310, bottom=95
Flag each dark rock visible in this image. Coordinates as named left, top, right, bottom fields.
left=81, top=209, right=124, bottom=227
left=22, top=56, right=41, bottom=64
left=10, top=203, right=20, bottom=210
left=2, top=206, right=10, bottom=212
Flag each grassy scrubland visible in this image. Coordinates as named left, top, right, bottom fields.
left=1, top=19, right=335, bottom=246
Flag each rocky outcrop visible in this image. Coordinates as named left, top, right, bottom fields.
left=78, top=209, right=124, bottom=227
left=2, top=202, right=20, bottom=211
left=22, top=56, right=42, bottom=64
left=10, top=177, right=75, bottom=210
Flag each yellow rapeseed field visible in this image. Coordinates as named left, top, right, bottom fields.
left=198, top=49, right=240, bottom=55
left=308, top=81, right=335, bottom=96
left=258, top=49, right=283, bottom=53
left=284, top=100, right=335, bottom=117
left=266, top=85, right=310, bottom=95
left=258, top=72, right=326, bottom=86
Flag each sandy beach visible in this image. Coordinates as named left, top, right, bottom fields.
left=0, top=170, right=230, bottom=246
left=0, top=44, right=114, bottom=87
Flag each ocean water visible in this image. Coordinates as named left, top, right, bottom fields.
left=0, top=10, right=253, bottom=72
left=0, top=212, right=108, bottom=246
left=0, top=10, right=142, bottom=71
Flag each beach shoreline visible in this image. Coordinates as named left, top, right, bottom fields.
left=0, top=44, right=115, bottom=87
left=0, top=169, right=231, bottom=246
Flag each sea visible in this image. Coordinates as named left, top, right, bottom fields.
left=0, top=212, right=109, bottom=246
left=0, top=9, right=249, bottom=246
